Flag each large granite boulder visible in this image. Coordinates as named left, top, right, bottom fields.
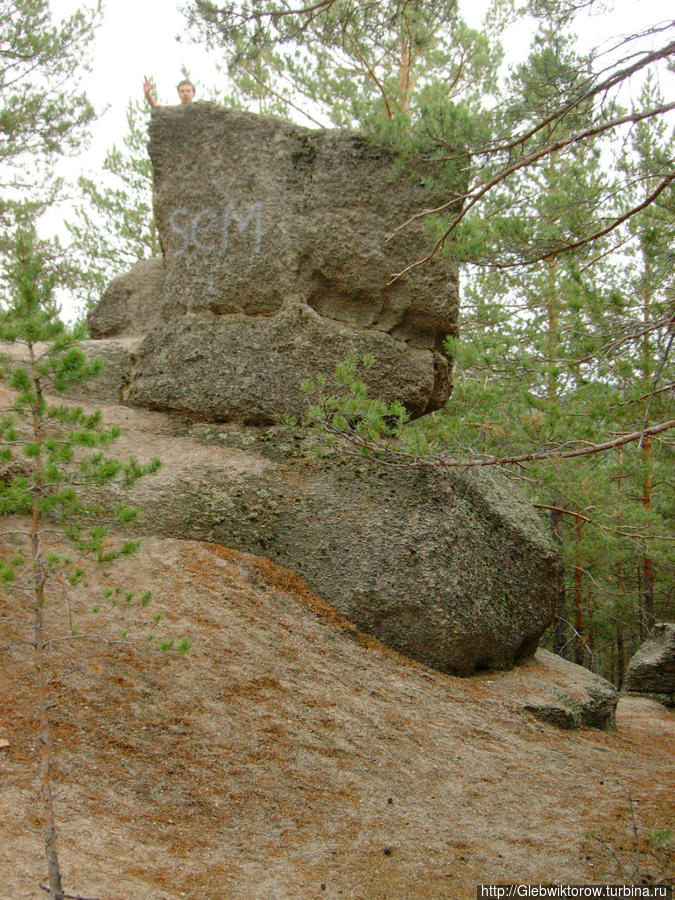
left=75, top=104, right=563, bottom=677
left=95, top=104, right=461, bottom=423
left=623, top=623, right=675, bottom=707
left=128, top=304, right=450, bottom=423
left=92, top=423, right=560, bottom=677
left=0, top=350, right=560, bottom=676
left=149, top=104, right=458, bottom=348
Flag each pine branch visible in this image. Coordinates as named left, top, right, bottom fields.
left=386, top=102, right=675, bottom=279
left=486, top=37, right=675, bottom=156
left=317, top=417, right=675, bottom=471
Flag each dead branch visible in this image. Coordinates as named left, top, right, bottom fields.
left=639, top=326, right=675, bottom=446
left=532, top=504, right=675, bottom=542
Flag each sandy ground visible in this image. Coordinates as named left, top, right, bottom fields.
left=1, top=535, right=673, bottom=900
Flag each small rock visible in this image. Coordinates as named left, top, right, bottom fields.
left=494, top=649, right=617, bottom=730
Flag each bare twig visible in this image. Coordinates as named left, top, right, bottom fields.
left=532, top=504, right=675, bottom=542
left=639, top=327, right=675, bottom=448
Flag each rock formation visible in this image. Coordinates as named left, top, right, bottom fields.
left=110, top=423, right=561, bottom=677
left=89, top=257, right=166, bottom=339
left=516, top=650, right=617, bottom=729
left=93, top=103, right=459, bottom=422
left=76, top=104, right=568, bottom=679
left=623, top=623, right=675, bottom=707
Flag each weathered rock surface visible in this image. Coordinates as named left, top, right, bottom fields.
left=4, top=534, right=673, bottom=897
left=93, top=104, right=461, bottom=423
left=497, top=649, right=617, bottom=730
left=149, top=104, right=459, bottom=349
left=73, top=106, right=563, bottom=678
left=86, top=419, right=560, bottom=677
left=0, top=334, right=560, bottom=676
left=89, top=258, right=167, bottom=339
left=623, top=623, right=675, bottom=707
left=128, top=304, right=450, bottom=423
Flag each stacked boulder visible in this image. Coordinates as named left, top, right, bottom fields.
left=84, top=104, right=571, bottom=682
left=91, top=104, right=458, bottom=423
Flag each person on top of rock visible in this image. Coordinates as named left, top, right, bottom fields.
left=143, top=77, right=196, bottom=108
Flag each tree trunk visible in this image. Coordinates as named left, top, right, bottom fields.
left=35, top=598, right=64, bottom=900
left=550, top=507, right=568, bottom=657
left=573, top=517, right=585, bottom=666
left=617, top=619, right=625, bottom=689
left=639, top=262, right=655, bottom=636
left=30, top=345, right=65, bottom=900
left=641, top=433, right=655, bottom=634
left=399, top=36, right=411, bottom=113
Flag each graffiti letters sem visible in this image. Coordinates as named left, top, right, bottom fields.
left=169, top=202, right=263, bottom=257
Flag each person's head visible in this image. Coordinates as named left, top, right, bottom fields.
left=177, top=80, right=196, bottom=104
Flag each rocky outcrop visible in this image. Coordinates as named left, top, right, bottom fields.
left=511, top=650, right=617, bottom=729
left=86, top=422, right=560, bottom=677
left=76, top=105, right=564, bottom=677
left=92, top=104, right=461, bottom=423
left=1, top=332, right=561, bottom=676
left=127, top=305, right=450, bottom=423
left=1, top=337, right=140, bottom=406
left=623, top=623, right=675, bottom=707
left=89, top=258, right=166, bottom=339
left=148, top=104, right=458, bottom=350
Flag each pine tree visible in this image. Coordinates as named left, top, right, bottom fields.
left=184, top=0, right=505, bottom=128
left=611, top=74, right=674, bottom=639
left=434, top=28, right=674, bottom=676
left=0, top=226, right=185, bottom=899
left=297, top=17, right=674, bottom=682
left=0, top=0, right=100, bottom=259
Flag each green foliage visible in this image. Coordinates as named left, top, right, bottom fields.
left=647, top=828, right=673, bottom=850
left=185, top=0, right=504, bottom=131
left=0, top=224, right=174, bottom=632
left=303, top=352, right=410, bottom=450
left=0, top=0, right=100, bottom=261
left=0, top=224, right=187, bottom=895
left=425, top=26, right=674, bottom=678
left=301, top=64, right=674, bottom=677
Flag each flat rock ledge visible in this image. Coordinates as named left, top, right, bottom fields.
left=488, top=649, right=618, bottom=730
